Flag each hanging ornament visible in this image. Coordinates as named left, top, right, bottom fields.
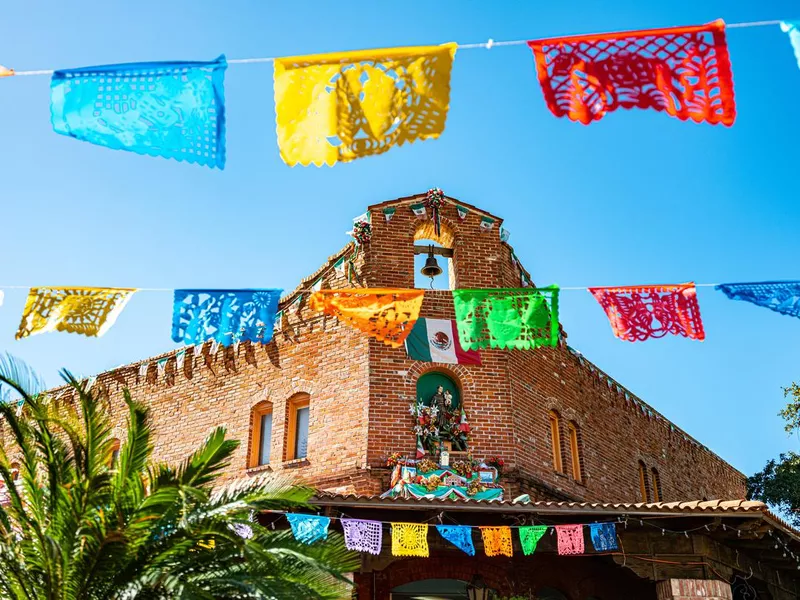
left=456, top=205, right=469, bottom=221
left=425, top=187, right=445, bottom=237
left=383, top=207, right=396, bottom=222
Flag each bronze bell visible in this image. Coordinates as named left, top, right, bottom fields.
left=420, top=245, right=443, bottom=278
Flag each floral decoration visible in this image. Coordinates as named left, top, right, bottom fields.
left=386, top=452, right=406, bottom=467
left=452, top=459, right=476, bottom=479
left=424, top=188, right=445, bottom=237
left=416, top=458, right=438, bottom=474
left=410, top=399, right=470, bottom=457
left=466, top=479, right=486, bottom=496
left=422, top=474, right=442, bottom=491
left=352, top=220, right=372, bottom=245
left=486, top=456, right=505, bottom=475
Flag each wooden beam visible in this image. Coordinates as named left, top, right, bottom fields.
left=413, top=245, right=453, bottom=257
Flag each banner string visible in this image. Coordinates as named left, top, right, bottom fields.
left=6, top=18, right=792, bottom=78
left=0, top=282, right=728, bottom=293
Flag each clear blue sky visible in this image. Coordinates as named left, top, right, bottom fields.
left=0, top=1, right=798, bottom=482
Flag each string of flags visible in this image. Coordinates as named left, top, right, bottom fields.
left=275, top=509, right=800, bottom=570
left=283, top=512, right=619, bottom=558
left=1, top=19, right=800, bottom=168
left=0, top=281, right=798, bottom=348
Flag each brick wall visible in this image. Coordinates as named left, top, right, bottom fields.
left=50, top=193, right=744, bottom=504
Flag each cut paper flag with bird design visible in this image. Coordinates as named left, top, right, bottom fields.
left=527, top=20, right=735, bottom=125
left=50, top=56, right=227, bottom=169
left=435, top=525, right=475, bottom=556
left=781, top=22, right=800, bottom=69
left=341, top=519, right=383, bottom=555
left=405, top=318, right=481, bottom=365
left=588, top=284, right=705, bottom=342
left=391, top=523, right=429, bottom=557
left=274, top=44, right=457, bottom=167
left=715, top=281, right=800, bottom=319
left=589, top=522, right=618, bottom=552
left=309, top=288, right=424, bottom=348
left=171, top=289, right=282, bottom=347
left=16, top=287, right=136, bottom=339
left=452, top=287, right=560, bottom=351
left=285, top=514, right=331, bottom=545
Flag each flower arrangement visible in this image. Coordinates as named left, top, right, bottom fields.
left=352, top=220, right=372, bottom=245
left=422, top=474, right=442, bottom=492
left=410, top=399, right=470, bottom=457
left=451, top=459, right=477, bottom=479
left=386, top=452, right=405, bottom=467
left=486, top=456, right=505, bottom=474
left=466, top=479, right=486, bottom=496
left=424, top=188, right=445, bottom=237
left=416, top=458, right=438, bottom=474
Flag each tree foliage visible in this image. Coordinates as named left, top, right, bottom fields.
left=748, top=382, right=800, bottom=526
left=0, top=354, right=358, bottom=599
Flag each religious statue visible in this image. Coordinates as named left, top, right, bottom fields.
left=428, top=385, right=467, bottom=452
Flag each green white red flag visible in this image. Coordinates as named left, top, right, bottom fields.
left=405, top=318, right=481, bottom=365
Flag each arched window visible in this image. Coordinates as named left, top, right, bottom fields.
left=110, top=438, right=121, bottom=468
left=286, top=394, right=310, bottom=461
left=568, top=421, right=583, bottom=483
left=638, top=461, right=650, bottom=502
left=416, top=372, right=465, bottom=453
left=413, top=219, right=457, bottom=290
left=549, top=411, right=564, bottom=473
left=249, top=402, right=273, bottom=468
left=651, top=467, right=662, bottom=502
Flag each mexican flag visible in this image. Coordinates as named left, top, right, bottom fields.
left=405, top=318, right=481, bottom=365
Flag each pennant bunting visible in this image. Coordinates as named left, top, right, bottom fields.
left=391, top=522, right=429, bottom=557
left=479, top=216, right=495, bottom=231
left=311, top=279, right=323, bottom=293
left=519, top=525, right=548, bottom=556
left=334, top=257, right=346, bottom=274
left=527, top=20, right=735, bottom=125
left=175, top=349, right=186, bottom=371
left=411, top=203, right=427, bottom=217
left=556, top=524, right=585, bottom=555
left=156, top=358, right=168, bottom=378
left=309, top=288, right=424, bottom=348
left=480, top=526, right=513, bottom=557
left=589, top=522, right=618, bottom=552
left=341, top=519, right=382, bottom=555
left=171, top=289, right=282, bottom=347
left=286, top=514, right=330, bottom=545
left=588, top=284, right=705, bottom=342
left=435, top=525, right=475, bottom=556
left=456, top=205, right=469, bottom=221
left=16, top=287, right=136, bottom=339
left=715, top=281, right=800, bottom=319
left=383, top=207, right=396, bottom=222
left=499, top=227, right=510, bottom=243
left=453, top=287, right=560, bottom=351
left=781, top=22, right=800, bottom=69
left=50, top=56, right=227, bottom=169
left=138, top=362, right=149, bottom=378
left=274, top=44, right=457, bottom=166
left=405, top=318, right=481, bottom=364
left=193, top=344, right=204, bottom=357
left=209, top=339, right=220, bottom=355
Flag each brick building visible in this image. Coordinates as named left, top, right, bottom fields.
left=78, top=193, right=798, bottom=599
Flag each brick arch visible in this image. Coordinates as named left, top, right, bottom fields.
left=404, top=362, right=478, bottom=399
left=411, top=214, right=462, bottom=248
left=380, top=556, right=512, bottom=596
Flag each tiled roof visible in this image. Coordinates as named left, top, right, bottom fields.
left=313, top=493, right=799, bottom=540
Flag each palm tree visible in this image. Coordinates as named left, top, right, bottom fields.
left=0, top=354, right=358, bottom=599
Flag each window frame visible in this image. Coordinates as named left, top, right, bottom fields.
left=249, top=402, right=274, bottom=468
left=638, top=460, right=651, bottom=502
left=286, top=394, right=311, bottom=461
left=549, top=410, right=564, bottom=473
left=567, top=421, right=583, bottom=483
left=651, top=467, right=662, bottom=502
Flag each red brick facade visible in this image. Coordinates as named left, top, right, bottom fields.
left=81, top=193, right=744, bottom=505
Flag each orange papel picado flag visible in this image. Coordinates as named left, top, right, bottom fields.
left=309, top=288, right=424, bottom=348
left=16, top=287, right=137, bottom=339
left=274, top=43, right=457, bottom=166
